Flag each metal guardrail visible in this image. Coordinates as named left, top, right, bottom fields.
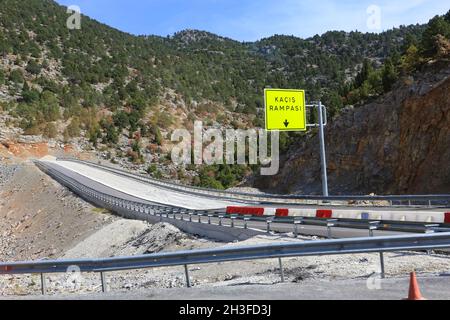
left=35, top=161, right=450, bottom=236
left=2, top=232, right=450, bottom=294
left=57, top=158, right=450, bottom=207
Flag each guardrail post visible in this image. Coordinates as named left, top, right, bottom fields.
left=231, top=215, right=236, bottom=228
left=219, top=215, right=224, bottom=226
left=367, top=222, right=385, bottom=279
left=293, top=218, right=303, bottom=238
left=244, top=217, right=250, bottom=229
left=40, top=273, right=46, bottom=295
left=100, top=272, right=107, bottom=293
left=425, top=225, right=438, bottom=255
left=189, top=212, right=193, bottom=222
left=278, top=258, right=285, bottom=283
left=184, top=265, right=191, bottom=288
left=178, top=209, right=183, bottom=221
left=379, top=252, right=385, bottom=279
left=368, top=221, right=381, bottom=237
left=326, top=219, right=338, bottom=239
left=267, top=218, right=272, bottom=234
left=198, top=213, right=203, bottom=223
left=208, top=214, right=213, bottom=225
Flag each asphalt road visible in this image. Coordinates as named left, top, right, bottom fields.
left=6, top=275, right=450, bottom=300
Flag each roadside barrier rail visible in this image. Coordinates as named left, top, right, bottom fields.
left=2, top=229, right=450, bottom=294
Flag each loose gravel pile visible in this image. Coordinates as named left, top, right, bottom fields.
left=62, top=222, right=214, bottom=259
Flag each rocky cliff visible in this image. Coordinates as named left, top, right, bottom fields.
left=254, top=60, right=450, bottom=195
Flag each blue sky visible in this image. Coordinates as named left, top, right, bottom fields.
left=55, top=0, right=449, bottom=41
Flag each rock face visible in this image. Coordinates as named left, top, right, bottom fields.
left=254, top=60, right=450, bottom=195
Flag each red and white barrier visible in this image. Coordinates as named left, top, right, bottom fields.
left=227, top=206, right=450, bottom=224
left=316, top=209, right=333, bottom=219
left=275, top=209, right=289, bottom=217
left=226, top=206, right=278, bottom=216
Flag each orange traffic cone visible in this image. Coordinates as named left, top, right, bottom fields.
left=405, top=272, right=426, bottom=300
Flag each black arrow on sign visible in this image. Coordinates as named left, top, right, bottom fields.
left=283, top=119, right=289, bottom=128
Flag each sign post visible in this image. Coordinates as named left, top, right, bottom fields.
left=317, top=101, right=329, bottom=197
left=264, top=88, right=329, bottom=197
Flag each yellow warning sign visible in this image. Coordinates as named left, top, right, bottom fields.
left=264, top=89, right=307, bottom=131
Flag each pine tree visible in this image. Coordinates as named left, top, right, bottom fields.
left=382, top=58, right=398, bottom=93
left=0, top=69, right=5, bottom=85
left=420, top=15, right=450, bottom=56
left=401, top=45, right=421, bottom=73
left=354, top=59, right=373, bottom=88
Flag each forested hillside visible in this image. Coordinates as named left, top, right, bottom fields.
left=0, top=0, right=448, bottom=190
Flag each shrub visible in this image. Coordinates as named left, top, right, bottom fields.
left=43, top=122, right=58, bottom=138
left=25, top=60, right=42, bottom=75
left=0, top=69, right=5, bottom=85
left=66, top=117, right=81, bottom=137
left=9, top=69, right=24, bottom=83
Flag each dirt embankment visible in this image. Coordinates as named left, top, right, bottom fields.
left=0, top=163, right=115, bottom=261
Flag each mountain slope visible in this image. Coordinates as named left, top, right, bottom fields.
left=0, top=0, right=447, bottom=191
left=0, top=0, right=425, bottom=118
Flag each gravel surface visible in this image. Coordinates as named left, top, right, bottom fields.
left=63, top=222, right=215, bottom=259
left=0, top=163, right=20, bottom=187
